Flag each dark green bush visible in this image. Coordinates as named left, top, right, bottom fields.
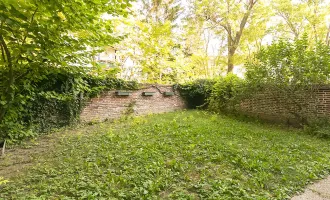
left=177, top=75, right=247, bottom=113
left=177, top=79, right=215, bottom=108
left=85, top=75, right=139, bottom=98
left=177, top=75, right=247, bottom=112
left=0, top=66, right=138, bottom=142
left=245, top=35, right=330, bottom=126
left=304, top=118, right=330, bottom=138
left=208, top=74, right=246, bottom=113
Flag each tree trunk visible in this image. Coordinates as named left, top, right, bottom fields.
left=326, top=24, right=330, bottom=46
left=0, top=35, right=14, bottom=127
left=227, top=43, right=236, bottom=74
left=227, top=52, right=234, bottom=73
left=227, top=31, right=234, bottom=74
left=219, top=0, right=258, bottom=74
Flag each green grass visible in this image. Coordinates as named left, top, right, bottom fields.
left=1, top=111, right=330, bottom=199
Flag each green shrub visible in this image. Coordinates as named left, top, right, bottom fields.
left=208, top=74, right=246, bottom=113
left=0, top=66, right=138, bottom=143
left=84, top=75, right=139, bottom=98
left=304, top=118, right=330, bottom=138
left=177, top=75, right=247, bottom=112
left=245, top=35, right=330, bottom=126
left=177, top=79, right=215, bottom=108
left=0, top=0, right=130, bottom=143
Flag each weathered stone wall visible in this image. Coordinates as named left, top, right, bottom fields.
left=80, top=85, right=185, bottom=122
left=239, top=86, right=330, bottom=124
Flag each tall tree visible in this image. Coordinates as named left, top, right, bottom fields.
left=271, top=0, right=306, bottom=38
left=271, top=0, right=330, bottom=43
left=140, top=0, right=182, bottom=24
left=196, top=0, right=259, bottom=73
left=114, top=0, right=184, bottom=83
left=182, top=15, right=223, bottom=79
left=0, top=0, right=130, bottom=133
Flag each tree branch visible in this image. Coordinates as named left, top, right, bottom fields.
left=326, top=24, right=330, bottom=46
left=0, top=35, right=12, bottom=70
left=22, top=7, right=38, bottom=45
left=234, top=0, right=258, bottom=44
left=278, top=11, right=299, bottom=38
left=0, top=34, right=13, bottom=124
left=0, top=43, right=6, bottom=62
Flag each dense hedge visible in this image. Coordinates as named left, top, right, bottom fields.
left=176, top=79, right=215, bottom=109
left=177, top=75, right=245, bottom=111
left=179, top=75, right=330, bottom=138
left=0, top=67, right=138, bottom=142
left=208, top=74, right=247, bottom=113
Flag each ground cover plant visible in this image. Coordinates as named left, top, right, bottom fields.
left=1, top=111, right=330, bottom=199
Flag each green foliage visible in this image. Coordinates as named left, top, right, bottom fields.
left=84, top=75, right=139, bottom=98
left=1, top=111, right=330, bottom=199
left=246, top=35, right=330, bottom=87
left=178, top=75, right=246, bottom=112
left=304, top=118, right=330, bottom=138
left=177, top=79, right=215, bottom=108
left=113, top=0, right=190, bottom=83
left=208, top=74, right=246, bottom=113
left=114, top=0, right=330, bottom=80
left=0, top=65, right=138, bottom=142
left=271, top=0, right=330, bottom=42
left=0, top=0, right=132, bottom=142
left=122, top=100, right=136, bottom=116
left=194, top=0, right=263, bottom=73
left=245, top=35, right=330, bottom=125
left=117, top=19, right=184, bottom=83
left=138, top=21, right=178, bottom=83
left=0, top=177, right=8, bottom=185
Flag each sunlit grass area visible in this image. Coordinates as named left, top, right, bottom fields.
left=1, top=111, right=330, bottom=199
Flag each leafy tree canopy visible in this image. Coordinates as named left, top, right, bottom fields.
left=0, top=0, right=132, bottom=141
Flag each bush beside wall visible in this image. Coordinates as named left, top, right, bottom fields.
left=0, top=67, right=139, bottom=142
left=179, top=75, right=330, bottom=137
left=176, top=79, right=215, bottom=109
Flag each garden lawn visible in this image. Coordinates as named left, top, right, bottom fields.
left=1, top=111, right=330, bottom=199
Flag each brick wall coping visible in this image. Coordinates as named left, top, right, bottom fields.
left=138, top=83, right=176, bottom=88
left=319, top=85, right=330, bottom=90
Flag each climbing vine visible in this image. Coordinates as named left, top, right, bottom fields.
left=0, top=66, right=138, bottom=143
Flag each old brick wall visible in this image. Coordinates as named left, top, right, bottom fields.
left=239, top=86, right=330, bottom=124
left=80, top=85, right=185, bottom=122
left=317, top=87, right=330, bottom=116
